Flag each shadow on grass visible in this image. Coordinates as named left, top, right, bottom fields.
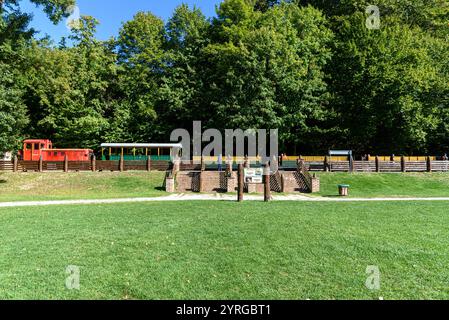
left=0, top=179, right=7, bottom=184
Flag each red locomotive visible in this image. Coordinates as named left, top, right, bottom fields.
left=20, top=139, right=93, bottom=161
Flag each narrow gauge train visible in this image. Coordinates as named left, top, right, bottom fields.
left=18, top=139, right=182, bottom=162
left=19, top=139, right=93, bottom=161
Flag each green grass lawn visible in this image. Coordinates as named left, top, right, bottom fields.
left=0, top=201, right=448, bottom=300
left=315, top=172, right=449, bottom=198
left=2, top=172, right=449, bottom=203
left=0, top=172, right=166, bottom=202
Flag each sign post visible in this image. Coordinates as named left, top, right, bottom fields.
left=238, top=164, right=244, bottom=202
left=264, top=163, right=271, bottom=202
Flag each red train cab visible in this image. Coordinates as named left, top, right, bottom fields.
left=21, top=139, right=93, bottom=161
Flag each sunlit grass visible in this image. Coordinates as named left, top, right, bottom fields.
left=0, top=201, right=448, bottom=299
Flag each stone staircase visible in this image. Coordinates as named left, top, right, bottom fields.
left=200, top=171, right=227, bottom=193
left=173, top=169, right=319, bottom=194
left=281, top=171, right=309, bottom=193
left=176, top=171, right=200, bottom=192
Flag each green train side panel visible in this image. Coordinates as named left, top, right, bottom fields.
left=106, top=155, right=171, bottom=161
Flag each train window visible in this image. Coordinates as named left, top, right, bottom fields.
left=54, top=152, right=58, bottom=156
left=25, top=143, right=31, bottom=150
left=34, top=143, right=39, bottom=150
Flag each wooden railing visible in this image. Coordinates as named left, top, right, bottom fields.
left=297, top=160, right=313, bottom=192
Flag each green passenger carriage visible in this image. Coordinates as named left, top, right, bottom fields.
left=100, top=143, right=183, bottom=161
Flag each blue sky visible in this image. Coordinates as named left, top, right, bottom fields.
left=20, top=0, right=223, bottom=42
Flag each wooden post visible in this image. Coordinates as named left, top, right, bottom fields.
left=147, top=157, right=151, bottom=172
left=324, top=156, right=329, bottom=172
left=349, top=155, right=354, bottom=173
left=264, top=163, right=271, bottom=202
left=401, top=156, right=406, bottom=172
left=375, top=156, right=380, bottom=173
left=120, top=153, right=124, bottom=172
left=91, top=155, right=96, bottom=172
left=64, top=155, right=68, bottom=173
left=199, top=156, right=204, bottom=192
left=13, top=155, right=18, bottom=172
left=238, top=164, right=244, bottom=202
left=38, top=155, right=43, bottom=172
left=427, top=156, right=432, bottom=172
left=201, top=156, right=206, bottom=172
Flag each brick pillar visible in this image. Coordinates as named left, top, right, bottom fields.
left=39, top=155, right=43, bottom=172
left=91, top=155, right=96, bottom=172
left=165, top=176, right=175, bottom=193
left=64, top=155, right=68, bottom=173
left=13, top=155, right=18, bottom=172
left=375, top=156, right=380, bottom=173
left=311, top=174, right=320, bottom=193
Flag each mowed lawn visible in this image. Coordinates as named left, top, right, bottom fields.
left=316, top=172, right=449, bottom=198
left=0, top=172, right=166, bottom=202
left=3, top=172, right=449, bottom=202
left=0, top=201, right=448, bottom=299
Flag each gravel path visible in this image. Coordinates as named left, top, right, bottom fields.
left=1, top=193, right=449, bottom=208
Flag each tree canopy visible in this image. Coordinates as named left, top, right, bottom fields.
left=0, top=0, right=448, bottom=155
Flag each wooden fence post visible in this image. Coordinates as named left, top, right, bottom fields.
left=13, top=155, right=18, bottom=172
left=427, top=156, right=432, bottom=172
left=38, top=155, right=43, bottom=172
left=120, top=154, right=124, bottom=172
left=264, top=163, right=271, bottom=202
left=199, top=156, right=204, bottom=192
left=349, top=155, right=354, bottom=173
left=375, top=156, right=380, bottom=173
left=324, top=156, right=329, bottom=172
left=64, top=155, right=68, bottom=173
left=146, top=157, right=151, bottom=172
left=91, top=155, right=96, bottom=172
left=201, top=156, right=206, bottom=171
left=401, top=156, right=406, bottom=173
left=238, top=164, right=244, bottom=202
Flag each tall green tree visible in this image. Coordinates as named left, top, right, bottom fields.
left=157, top=4, right=210, bottom=134
left=23, top=16, right=119, bottom=149
left=203, top=0, right=334, bottom=152
left=297, top=0, right=449, bottom=153
left=114, top=12, right=166, bottom=141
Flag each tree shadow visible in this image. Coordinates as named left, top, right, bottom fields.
left=0, top=179, right=7, bottom=184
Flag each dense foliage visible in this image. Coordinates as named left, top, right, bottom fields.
left=0, top=0, right=448, bottom=155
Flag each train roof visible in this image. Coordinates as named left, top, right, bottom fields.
left=100, top=143, right=183, bottom=149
